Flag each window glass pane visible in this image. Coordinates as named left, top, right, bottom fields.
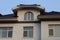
left=0, top=31, right=2, bottom=37
left=0, top=28, right=3, bottom=30
left=23, top=31, right=27, bottom=37
left=24, top=27, right=33, bottom=30
left=29, top=31, right=33, bottom=37
left=24, top=14, right=26, bottom=20
left=31, top=13, right=34, bottom=20
left=8, top=27, right=13, bottom=30
left=8, top=31, right=12, bottom=37
left=25, top=13, right=28, bottom=20
left=49, top=29, right=53, bottom=36
left=28, top=13, right=30, bottom=20
left=0, top=27, right=12, bottom=30
left=49, top=26, right=53, bottom=28
left=55, top=26, right=60, bottom=37
left=2, top=31, right=7, bottom=38
left=2, top=27, right=8, bottom=30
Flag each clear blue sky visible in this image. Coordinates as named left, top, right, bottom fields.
left=0, top=0, right=60, bottom=15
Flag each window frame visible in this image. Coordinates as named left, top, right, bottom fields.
left=24, top=12, right=34, bottom=21
left=48, top=27, right=54, bottom=36
left=48, top=24, right=60, bottom=37
left=23, top=26, right=33, bottom=38
left=0, top=27, right=13, bottom=38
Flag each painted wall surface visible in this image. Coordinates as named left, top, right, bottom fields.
left=41, top=21, right=60, bottom=40
left=0, top=23, right=41, bottom=40
left=17, top=10, right=40, bottom=21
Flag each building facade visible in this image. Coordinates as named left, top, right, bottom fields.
left=0, top=4, right=60, bottom=40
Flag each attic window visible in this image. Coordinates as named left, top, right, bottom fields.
left=24, top=12, right=34, bottom=21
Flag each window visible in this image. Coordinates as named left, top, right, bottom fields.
left=49, top=29, right=53, bottom=36
left=24, top=12, right=34, bottom=21
left=0, top=27, right=13, bottom=38
left=48, top=24, right=60, bottom=37
left=23, top=27, right=33, bottom=38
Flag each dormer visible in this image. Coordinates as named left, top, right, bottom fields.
left=12, top=4, right=45, bottom=21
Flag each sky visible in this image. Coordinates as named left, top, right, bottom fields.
left=0, top=0, right=60, bottom=15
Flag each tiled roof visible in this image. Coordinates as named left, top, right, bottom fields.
left=0, top=14, right=16, bottom=19
left=38, top=11, right=60, bottom=21
left=44, top=11, right=60, bottom=15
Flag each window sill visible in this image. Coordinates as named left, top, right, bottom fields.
left=23, top=37, right=33, bottom=39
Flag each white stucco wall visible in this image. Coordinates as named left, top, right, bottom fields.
left=17, top=10, right=40, bottom=21
left=41, top=21, right=60, bottom=40
left=0, top=23, right=41, bottom=40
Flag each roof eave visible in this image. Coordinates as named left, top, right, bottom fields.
left=12, top=5, right=45, bottom=13
left=38, top=15, right=60, bottom=21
